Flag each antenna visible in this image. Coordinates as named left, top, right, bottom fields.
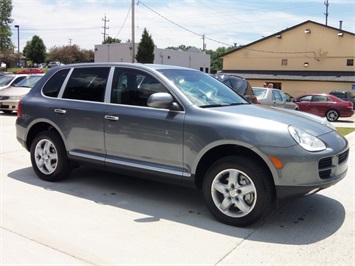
left=324, top=0, right=329, bottom=26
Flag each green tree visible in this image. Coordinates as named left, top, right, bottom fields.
left=206, top=46, right=235, bottom=73
left=0, top=0, right=14, bottom=65
left=135, top=28, right=155, bottom=63
left=102, top=36, right=121, bottom=44
left=23, top=35, right=46, bottom=64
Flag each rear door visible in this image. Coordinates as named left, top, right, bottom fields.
left=47, top=67, right=110, bottom=163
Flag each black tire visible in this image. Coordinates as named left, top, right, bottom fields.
left=30, top=131, right=71, bottom=181
left=202, top=155, right=275, bottom=227
left=326, top=109, right=339, bottom=122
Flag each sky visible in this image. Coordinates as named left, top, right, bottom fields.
left=10, top=0, right=355, bottom=52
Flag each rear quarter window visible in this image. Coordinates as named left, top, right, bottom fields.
left=43, top=69, right=70, bottom=97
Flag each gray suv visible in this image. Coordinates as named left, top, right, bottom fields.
left=16, top=63, right=349, bottom=227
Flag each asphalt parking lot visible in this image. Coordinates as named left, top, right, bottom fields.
left=1, top=113, right=354, bottom=265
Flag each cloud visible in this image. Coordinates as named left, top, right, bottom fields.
left=11, top=0, right=354, bottom=52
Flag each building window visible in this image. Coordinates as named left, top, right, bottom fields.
left=281, top=59, right=288, bottom=66
left=346, top=59, right=354, bottom=66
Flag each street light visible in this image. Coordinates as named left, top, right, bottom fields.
left=14, top=25, right=20, bottom=67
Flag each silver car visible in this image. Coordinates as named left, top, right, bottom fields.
left=0, top=74, right=44, bottom=114
left=16, top=63, right=349, bottom=227
left=253, top=87, right=299, bottom=110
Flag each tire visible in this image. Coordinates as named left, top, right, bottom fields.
left=30, top=131, right=71, bottom=181
left=202, top=155, right=275, bottom=227
left=326, top=109, right=339, bottom=122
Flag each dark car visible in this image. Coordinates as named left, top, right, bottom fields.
left=293, top=93, right=354, bottom=121
left=16, top=63, right=349, bottom=227
left=329, top=91, right=355, bottom=110
left=213, top=74, right=259, bottom=104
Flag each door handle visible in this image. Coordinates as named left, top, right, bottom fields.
left=54, top=109, right=66, bottom=114
left=105, top=115, right=119, bottom=121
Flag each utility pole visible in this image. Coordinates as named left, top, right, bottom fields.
left=202, top=34, right=206, bottom=51
left=102, top=14, right=109, bottom=42
left=14, top=25, right=20, bottom=66
left=131, top=0, right=135, bottom=63
left=324, top=0, right=329, bottom=26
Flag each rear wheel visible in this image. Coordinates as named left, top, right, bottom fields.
left=202, top=155, right=275, bottom=227
left=30, top=131, right=71, bottom=181
left=326, top=109, right=339, bottom=121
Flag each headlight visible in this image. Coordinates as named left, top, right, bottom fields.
left=288, top=126, right=326, bottom=151
left=9, top=96, right=22, bottom=100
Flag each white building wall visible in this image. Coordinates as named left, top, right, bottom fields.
left=94, top=43, right=211, bottom=73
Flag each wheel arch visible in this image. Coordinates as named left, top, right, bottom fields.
left=194, top=144, right=275, bottom=190
left=25, top=122, right=63, bottom=151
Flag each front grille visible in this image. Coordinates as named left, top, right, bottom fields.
left=319, top=157, right=332, bottom=169
left=319, top=169, right=332, bottom=179
left=318, top=148, right=349, bottom=179
left=338, top=149, right=349, bottom=165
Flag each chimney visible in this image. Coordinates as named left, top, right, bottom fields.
left=339, top=20, right=343, bottom=30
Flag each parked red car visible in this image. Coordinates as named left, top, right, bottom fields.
left=17, top=68, right=44, bottom=74
left=293, top=93, right=354, bottom=121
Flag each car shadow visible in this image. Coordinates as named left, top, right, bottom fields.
left=8, top=166, right=345, bottom=245
left=334, top=118, right=354, bottom=123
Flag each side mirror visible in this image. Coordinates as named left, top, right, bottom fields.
left=147, top=92, right=180, bottom=110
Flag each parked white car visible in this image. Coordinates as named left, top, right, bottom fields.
left=253, top=87, right=299, bottom=110
left=0, top=74, right=28, bottom=90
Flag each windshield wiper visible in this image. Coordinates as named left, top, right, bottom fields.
left=229, top=102, right=248, bottom=106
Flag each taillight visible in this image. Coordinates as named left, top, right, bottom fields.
left=345, top=101, right=353, bottom=108
left=17, top=101, right=22, bottom=118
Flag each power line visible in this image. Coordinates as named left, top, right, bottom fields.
left=114, top=4, right=132, bottom=39
left=138, top=1, right=232, bottom=47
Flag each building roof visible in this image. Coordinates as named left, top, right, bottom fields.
left=220, top=20, right=355, bottom=58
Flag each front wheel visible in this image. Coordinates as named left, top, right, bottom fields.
left=326, top=109, right=339, bottom=122
left=30, top=131, right=71, bottom=181
left=202, top=156, right=275, bottom=227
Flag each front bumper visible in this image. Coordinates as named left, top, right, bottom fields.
left=0, top=100, right=19, bottom=111
left=257, top=130, right=349, bottom=200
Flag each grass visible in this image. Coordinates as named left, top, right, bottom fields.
left=336, top=127, right=355, bottom=136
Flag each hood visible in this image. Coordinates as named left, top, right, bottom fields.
left=0, top=86, right=30, bottom=96
left=209, top=104, right=334, bottom=136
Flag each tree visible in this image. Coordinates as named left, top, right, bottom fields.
left=0, top=0, right=14, bottom=65
left=135, top=28, right=155, bottom=63
left=23, top=35, right=46, bottom=65
left=47, top=44, right=94, bottom=64
left=166, top=45, right=192, bottom=51
left=205, top=46, right=235, bottom=73
left=102, top=36, right=121, bottom=44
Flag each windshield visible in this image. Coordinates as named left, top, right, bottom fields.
left=157, top=69, right=248, bottom=107
left=0, top=76, right=14, bottom=86
left=15, top=75, right=43, bottom=88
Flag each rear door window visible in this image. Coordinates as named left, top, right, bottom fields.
left=62, top=67, right=110, bottom=102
